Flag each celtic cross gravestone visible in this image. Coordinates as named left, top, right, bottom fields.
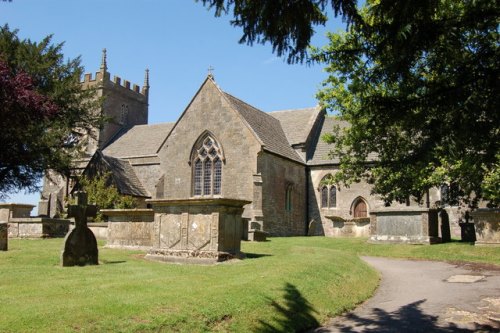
left=61, top=192, right=98, bottom=266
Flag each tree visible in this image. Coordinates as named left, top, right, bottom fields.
left=314, top=0, right=499, bottom=206
left=76, top=172, right=137, bottom=221
left=201, top=0, right=500, bottom=206
left=198, top=0, right=360, bottom=63
left=0, top=25, right=101, bottom=199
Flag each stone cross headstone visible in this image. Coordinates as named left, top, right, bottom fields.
left=61, top=191, right=98, bottom=266
left=0, top=222, right=8, bottom=251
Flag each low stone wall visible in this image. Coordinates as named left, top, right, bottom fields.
left=101, top=209, right=154, bottom=250
left=369, top=208, right=440, bottom=244
left=0, top=222, right=7, bottom=251
left=8, top=218, right=70, bottom=238
left=146, top=198, right=250, bottom=264
left=325, top=216, right=370, bottom=237
left=472, top=209, right=500, bottom=246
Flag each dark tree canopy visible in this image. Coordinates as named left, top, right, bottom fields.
left=314, top=0, right=499, bottom=206
left=200, top=0, right=500, bottom=206
left=199, top=0, right=360, bottom=63
left=0, top=25, right=101, bottom=198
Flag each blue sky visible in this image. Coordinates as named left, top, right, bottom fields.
left=1, top=0, right=346, bottom=210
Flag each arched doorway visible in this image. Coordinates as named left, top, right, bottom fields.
left=353, top=199, right=368, bottom=218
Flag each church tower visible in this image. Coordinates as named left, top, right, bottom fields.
left=81, top=49, right=149, bottom=155
left=38, top=50, right=149, bottom=217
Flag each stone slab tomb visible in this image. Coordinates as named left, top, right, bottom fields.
left=472, top=209, right=500, bottom=246
left=101, top=209, right=154, bottom=250
left=370, top=208, right=440, bottom=244
left=0, top=222, right=7, bottom=251
left=146, top=198, right=250, bottom=264
left=61, top=192, right=99, bottom=266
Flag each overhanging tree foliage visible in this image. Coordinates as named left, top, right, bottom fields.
left=198, top=0, right=360, bottom=63
left=201, top=0, right=500, bottom=206
left=0, top=25, right=101, bottom=198
left=313, top=0, right=499, bottom=206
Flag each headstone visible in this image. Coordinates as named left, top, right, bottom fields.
left=61, top=192, right=98, bottom=266
left=0, top=222, right=8, bottom=251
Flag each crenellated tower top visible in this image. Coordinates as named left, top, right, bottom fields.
left=81, top=49, right=149, bottom=100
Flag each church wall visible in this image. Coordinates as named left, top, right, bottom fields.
left=308, top=166, right=386, bottom=237
left=157, top=80, right=261, bottom=217
left=99, top=80, right=148, bottom=150
left=259, top=152, right=307, bottom=236
left=129, top=162, right=162, bottom=199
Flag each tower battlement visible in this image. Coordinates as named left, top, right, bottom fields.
left=81, top=49, right=149, bottom=98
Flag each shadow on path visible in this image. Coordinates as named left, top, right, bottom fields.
left=315, top=299, right=497, bottom=333
left=255, top=282, right=319, bottom=333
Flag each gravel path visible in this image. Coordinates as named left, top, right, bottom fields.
left=310, top=256, right=500, bottom=332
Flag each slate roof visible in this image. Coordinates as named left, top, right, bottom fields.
left=269, top=107, right=321, bottom=146
left=307, top=116, right=378, bottom=165
left=82, top=150, right=150, bottom=198
left=307, top=116, right=349, bottom=165
left=222, top=92, right=304, bottom=163
left=103, top=122, right=175, bottom=158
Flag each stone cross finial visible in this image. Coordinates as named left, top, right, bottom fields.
left=208, top=66, right=214, bottom=78
left=100, top=48, right=107, bottom=72
left=61, top=191, right=99, bottom=267
left=67, top=191, right=97, bottom=229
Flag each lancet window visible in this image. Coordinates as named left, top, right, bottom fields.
left=192, top=135, right=223, bottom=196
left=320, top=175, right=337, bottom=208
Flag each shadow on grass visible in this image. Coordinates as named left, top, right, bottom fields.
left=101, top=260, right=127, bottom=265
left=314, top=299, right=498, bottom=333
left=243, top=253, right=272, bottom=260
left=255, top=283, right=319, bottom=333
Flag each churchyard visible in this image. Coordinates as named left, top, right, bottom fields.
left=1, top=237, right=499, bottom=333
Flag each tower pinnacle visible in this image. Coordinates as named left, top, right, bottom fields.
left=142, top=68, right=150, bottom=98
left=100, top=48, right=107, bottom=72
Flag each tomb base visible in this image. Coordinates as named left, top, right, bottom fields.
left=146, top=198, right=250, bottom=264
left=369, top=208, right=440, bottom=245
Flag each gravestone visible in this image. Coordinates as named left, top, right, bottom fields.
left=61, top=192, right=98, bottom=266
left=0, top=222, right=7, bottom=251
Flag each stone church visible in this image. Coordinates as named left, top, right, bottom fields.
left=40, top=51, right=452, bottom=238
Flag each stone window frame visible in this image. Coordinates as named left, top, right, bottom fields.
left=190, top=131, right=225, bottom=197
left=285, top=183, right=294, bottom=212
left=119, top=103, right=129, bottom=125
left=319, top=174, right=337, bottom=209
left=440, top=183, right=459, bottom=207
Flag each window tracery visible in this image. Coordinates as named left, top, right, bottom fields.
left=192, top=135, right=223, bottom=196
left=320, top=175, right=337, bottom=208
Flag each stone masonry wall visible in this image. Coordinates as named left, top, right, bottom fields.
left=259, top=152, right=307, bottom=236
left=308, top=167, right=391, bottom=236
left=157, top=79, right=261, bottom=219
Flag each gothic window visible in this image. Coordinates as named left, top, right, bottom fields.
left=192, top=135, right=223, bottom=196
left=120, top=104, right=129, bottom=125
left=440, top=183, right=459, bottom=206
left=320, top=175, right=337, bottom=208
left=285, top=185, right=293, bottom=212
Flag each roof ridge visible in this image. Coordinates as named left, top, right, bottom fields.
left=269, top=106, right=319, bottom=114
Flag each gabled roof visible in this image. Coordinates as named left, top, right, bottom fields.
left=103, top=122, right=174, bottom=158
left=222, top=92, right=304, bottom=163
left=82, top=150, right=150, bottom=198
left=307, top=116, right=349, bottom=165
left=269, top=107, right=322, bottom=146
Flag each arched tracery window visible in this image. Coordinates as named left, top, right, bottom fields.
left=192, top=135, right=223, bottom=196
left=320, top=175, right=337, bottom=208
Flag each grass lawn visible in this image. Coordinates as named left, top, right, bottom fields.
left=0, top=237, right=499, bottom=333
